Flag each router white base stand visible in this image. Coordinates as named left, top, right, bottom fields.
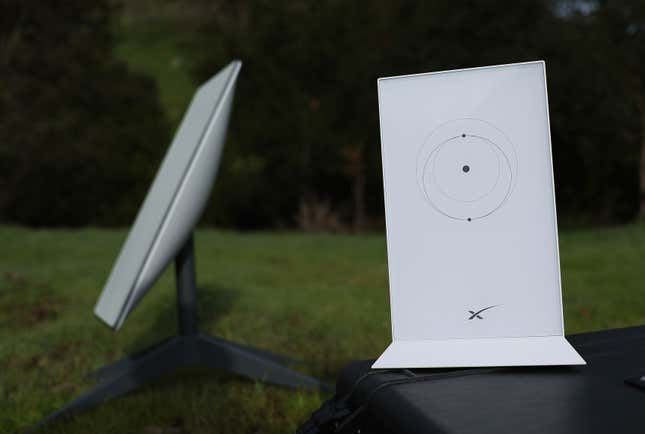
left=373, top=336, right=585, bottom=369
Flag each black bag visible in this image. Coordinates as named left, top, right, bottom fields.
left=297, top=326, right=645, bottom=434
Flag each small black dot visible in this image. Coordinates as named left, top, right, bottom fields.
left=462, top=165, right=470, bottom=173
left=467, top=218, right=472, bottom=221
left=461, top=133, right=466, bottom=138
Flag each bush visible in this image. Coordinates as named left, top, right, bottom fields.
left=0, top=0, right=170, bottom=226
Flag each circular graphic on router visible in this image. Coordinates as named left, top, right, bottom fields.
left=417, top=119, right=518, bottom=221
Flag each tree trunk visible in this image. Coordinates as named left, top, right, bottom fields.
left=640, top=134, right=645, bottom=220
left=344, top=144, right=367, bottom=232
left=638, top=93, right=645, bottom=220
left=352, top=155, right=366, bottom=232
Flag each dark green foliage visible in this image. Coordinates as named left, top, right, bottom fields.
left=0, top=0, right=170, bottom=226
left=1, top=0, right=644, bottom=228
left=545, top=10, right=640, bottom=224
left=190, top=0, right=643, bottom=228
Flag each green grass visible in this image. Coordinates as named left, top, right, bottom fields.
left=0, top=223, right=644, bottom=433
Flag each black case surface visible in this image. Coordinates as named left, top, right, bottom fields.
left=327, top=327, right=645, bottom=434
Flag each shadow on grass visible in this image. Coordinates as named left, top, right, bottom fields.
left=125, top=284, right=240, bottom=354
left=41, top=368, right=331, bottom=434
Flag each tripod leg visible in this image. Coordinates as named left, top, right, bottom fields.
left=207, top=337, right=303, bottom=366
left=197, top=334, right=332, bottom=391
left=37, top=337, right=186, bottom=428
left=86, top=338, right=173, bottom=381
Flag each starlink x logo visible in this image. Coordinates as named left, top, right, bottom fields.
left=467, top=305, right=499, bottom=320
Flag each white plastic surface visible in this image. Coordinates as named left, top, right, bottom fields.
left=374, top=61, right=584, bottom=367
left=372, top=336, right=585, bottom=368
left=94, top=61, right=241, bottom=329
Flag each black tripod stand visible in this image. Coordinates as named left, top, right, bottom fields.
left=38, top=235, right=328, bottom=427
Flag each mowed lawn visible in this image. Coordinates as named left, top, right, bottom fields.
left=0, top=223, right=644, bottom=433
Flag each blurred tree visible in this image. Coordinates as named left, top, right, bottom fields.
left=585, top=0, right=645, bottom=219
left=543, top=2, right=640, bottom=224
left=188, top=0, right=572, bottom=229
left=0, top=0, right=170, bottom=226
left=2, top=0, right=642, bottom=228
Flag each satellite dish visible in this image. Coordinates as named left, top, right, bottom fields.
left=95, top=60, right=241, bottom=329
left=38, top=61, right=327, bottom=427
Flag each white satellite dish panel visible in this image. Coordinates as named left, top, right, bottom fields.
left=94, top=60, right=241, bottom=329
left=373, top=61, right=585, bottom=368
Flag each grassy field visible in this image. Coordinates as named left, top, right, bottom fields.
left=0, top=223, right=644, bottom=433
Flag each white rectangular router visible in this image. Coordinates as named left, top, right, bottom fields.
left=374, top=61, right=585, bottom=368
